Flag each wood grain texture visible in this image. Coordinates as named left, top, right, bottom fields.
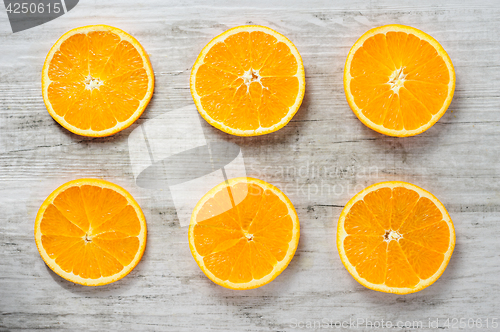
left=1, top=0, right=500, bottom=331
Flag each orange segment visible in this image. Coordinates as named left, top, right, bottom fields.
left=92, top=205, right=142, bottom=236
left=199, top=87, right=237, bottom=123
left=344, top=201, right=385, bottom=236
left=344, top=25, right=455, bottom=137
left=356, top=241, right=387, bottom=285
left=259, top=42, right=298, bottom=76
left=41, top=235, right=83, bottom=258
left=89, top=88, right=118, bottom=132
left=250, top=31, right=278, bottom=70
left=105, top=68, right=149, bottom=100
left=42, top=25, right=154, bottom=137
left=361, top=33, right=395, bottom=71
left=48, top=50, right=85, bottom=82
left=40, top=204, right=85, bottom=237
left=83, top=185, right=129, bottom=229
left=385, top=240, right=420, bottom=288
left=260, top=77, right=299, bottom=107
left=63, top=90, right=92, bottom=130
left=224, top=32, right=252, bottom=71
left=344, top=236, right=384, bottom=269
left=52, top=186, right=90, bottom=232
left=362, top=187, right=392, bottom=229
left=91, top=236, right=140, bottom=266
left=189, top=177, right=300, bottom=290
left=59, top=33, right=89, bottom=77
left=99, top=40, right=145, bottom=80
left=249, top=241, right=277, bottom=279
left=34, top=179, right=147, bottom=286
left=88, top=31, right=121, bottom=77
left=191, top=25, right=305, bottom=136
left=47, top=82, right=85, bottom=117
left=254, top=216, right=293, bottom=259
left=191, top=65, right=239, bottom=97
left=258, top=88, right=290, bottom=128
left=389, top=187, right=420, bottom=230
left=398, top=196, right=443, bottom=233
left=403, top=220, right=451, bottom=254
left=337, top=181, right=455, bottom=294
left=399, top=239, right=444, bottom=280
left=382, top=93, right=402, bottom=130
left=203, top=42, right=244, bottom=75
left=224, top=84, right=260, bottom=131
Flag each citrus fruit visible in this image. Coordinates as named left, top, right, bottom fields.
left=344, top=25, right=455, bottom=137
left=190, top=25, right=305, bottom=136
left=34, top=179, right=147, bottom=286
left=42, top=25, right=154, bottom=137
left=337, top=181, right=455, bottom=294
left=189, top=177, right=300, bottom=290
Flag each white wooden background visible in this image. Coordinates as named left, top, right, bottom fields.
left=1, top=0, right=500, bottom=331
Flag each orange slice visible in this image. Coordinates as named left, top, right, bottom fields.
left=42, top=25, right=154, bottom=137
left=337, top=181, right=455, bottom=294
left=344, top=25, right=455, bottom=137
left=34, top=179, right=147, bottom=286
left=190, top=25, right=305, bottom=136
left=189, top=177, right=300, bottom=289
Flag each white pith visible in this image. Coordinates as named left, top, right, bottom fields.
left=84, top=75, right=104, bottom=90
left=241, top=68, right=261, bottom=87
left=388, top=67, right=407, bottom=94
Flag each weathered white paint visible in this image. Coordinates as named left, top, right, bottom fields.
left=1, top=0, right=500, bottom=331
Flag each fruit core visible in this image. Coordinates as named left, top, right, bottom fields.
left=383, top=229, right=402, bottom=242
left=242, top=69, right=261, bottom=86
left=244, top=232, right=254, bottom=241
left=84, top=75, right=103, bottom=90
left=84, top=233, right=93, bottom=243
left=388, top=67, right=406, bottom=93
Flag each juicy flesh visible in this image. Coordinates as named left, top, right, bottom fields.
left=349, top=31, right=451, bottom=131
left=39, top=185, right=141, bottom=279
left=193, top=182, right=294, bottom=283
left=343, top=187, right=451, bottom=288
left=195, top=30, right=300, bottom=131
left=47, top=30, right=149, bottom=131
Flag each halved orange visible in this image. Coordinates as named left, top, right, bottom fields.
left=189, top=177, right=300, bottom=289
left=344, top=25, right=455, bottom=137
left=190, top=25, right=305, bottom=136
left=42, top=25, right=154, bottom=137
left=337, top=181, right=455, bottom=294
left=34, top=179, right=147, bottom=286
